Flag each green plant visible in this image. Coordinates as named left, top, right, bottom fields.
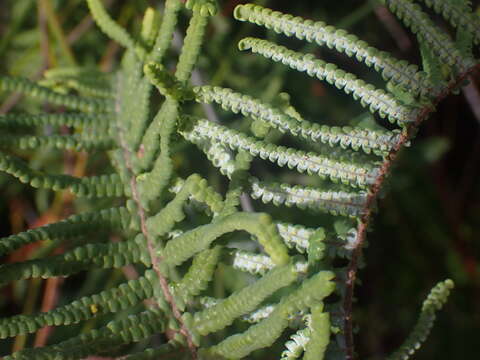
left=0, top=0, right=477, bottom=359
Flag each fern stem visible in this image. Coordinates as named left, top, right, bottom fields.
left=342, top=61, right=480, bottom=360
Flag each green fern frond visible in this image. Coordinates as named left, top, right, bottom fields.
left=383, top=0, right=475, bottom=71
left=238, top=37, right=419, bottom=124
left=194, top=85, right=402, bottom=151
left=250, top=178, right=367, bottom=218
left=0, top=206, right=130, bottom=256
left=234, top=4, right=435, bottom=97
left=0, top=152, right=125, bottom=197
left=181, top=115, right=379, bottom=187
left=0, top=134, right=115, bottom=151
left=0, top=76, right=111, bottom=112
left=418, top=0, right=480, bottom=45
left=387, top=279, right=455, bottom=360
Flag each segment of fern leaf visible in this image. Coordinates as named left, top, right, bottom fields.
left=234, top=4, right=434, bottom=97
left=192, top=263, right=298, bottom=336
left=207, top=270, right=335, bottom=359
left=181, top=116, right=379, bottom=188
left=418, top=0, right=480, bottom=45
left=86, top=0, right=137, bottom=52
left=0, top=76, right=110, bottom=112
left=0, top=206, right=130, bottom=256
left=239, top=37, right=418, bottom=124
left=162, top=212, right=290, bottom=266
left=383, top=0, right=475, bottom=72
left=0, top=134, right=116, bottom=151
left=387, top=279, right=454, bottom=360
left=0, top=275, right=155, bottom=339
left=172, top=246, right=222, bottom=308
left=250, top=178, right=367, bottom=218
left=303, top=304, right=330, bottom=360
left=193, top=86, right=401, bottom=153
left=0, top=113, right=112, bottom=130
left=0, top=152, right=125, bottom=197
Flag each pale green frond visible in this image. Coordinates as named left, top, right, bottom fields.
left=0, top=76, right=111, bottom=112
left=234, top=4, right=435, bottom=97
left=194, top=85, right=403, bottom=151
left=250, top=178, right=367, bottom=218
left=181, top=116, right=380, bottom=188
left=238, top=37, right=419, bottom=124
left=387, top=279, right=455, bottom=360
left=383, top=0, right=475, bottom=72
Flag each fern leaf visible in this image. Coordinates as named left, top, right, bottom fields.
left=0, top=206, right=130, bottom=256
left=0, top=76, right=110, bottom=112
left=0, top=134, right=116, bottom=151
left=234, top=4, right=435, bottom=97
left=182, top=116, right=379, bottom=187
left=0, top=152, right=125, bottom=197
left=194, top=86, right=403, bottom=151
left=387, top=279, right=454, bottom=360
left=303, top=304, right=330, bottom=360
left=281, top=326, right=311, bottom=360
left=383, top=0, right=475, bottom=72
left=172, top=246, right=222, bottom=307
left=192, top=263, right=298, bottom=336
left=418, top=0, right=480, bottom=45
left=0, top=274, right=154, bottom=338
left=250, top=178, right=367, bottom=218
left=162, top=212, right=290, bottom=266
left=207, top=271, right=335, bottom=359
left=238, top=37, right=418, bottom=124
left=149, top=0, right=182, bottom=63
left=0, top=112, right=112, bottom=130
left=86, top=0, right=138, bottom=52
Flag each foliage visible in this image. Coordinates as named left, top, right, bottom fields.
left=0, top=0, right=478, bottom=359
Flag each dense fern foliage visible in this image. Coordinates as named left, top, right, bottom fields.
left=0, top=0, right=478, bottom=359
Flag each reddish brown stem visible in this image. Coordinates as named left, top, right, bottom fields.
left=343, top=63, right=480, bottom=360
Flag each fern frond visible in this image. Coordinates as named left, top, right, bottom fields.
left=0, top=134, right=116, bottom=151
left=0, top=112, right=112, bottom=130
left=172, top=246, right=222, bottom=308
left=387, top=279, right=454, bottom=360
left=383, top=0, right=475, bottom=71
left=0, top=206, right=130, bottom=256
left=303, top=304, right=330, bottom=360
left=418, top=0, right=480, bottom=45
left=250, top=178, right=367, bottom=218
left=0, top=152, right=125, bottom=197
left=191, top=263, right=298, bottom=336
left=206, top=270, right=335, bottom=359
left=162, top=212, right=290, bottom=266
left=239, top=37, right=418, bottom=124
left=231, top=249, right=276, bottom=275
left=5, top=309, right=166, bottom=360
left=0, top=76, right=110, bottom=112
left=281, top=326, right=311, bottom=360
left=0, top=239, right=150, bottom=287
left=234, top=4, right=435, bottom=97
left=86, top=0, right=138, bottom=52
left=140, top=7, right=162, bottom=49
left=0, top=274, right=155, bottom=339
left=149, top=0, right=182, bottom=63
left=176, top=0, right=217, bottom=82
left=181, top=116, right=379, bottom=187
left=194, top=86, right=402, bottom=152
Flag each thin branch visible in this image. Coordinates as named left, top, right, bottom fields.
left=343, top=62, right=480, bottom=360
left=115, top=93, right=198, bottom=359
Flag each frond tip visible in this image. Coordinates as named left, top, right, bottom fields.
left=387, top=279, right=454, bottom=360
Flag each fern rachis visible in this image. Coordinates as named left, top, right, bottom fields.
left=0, top=1, right=478, bottom=359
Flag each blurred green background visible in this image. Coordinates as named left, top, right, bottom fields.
left=0, top=0, right=479, bottom=359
